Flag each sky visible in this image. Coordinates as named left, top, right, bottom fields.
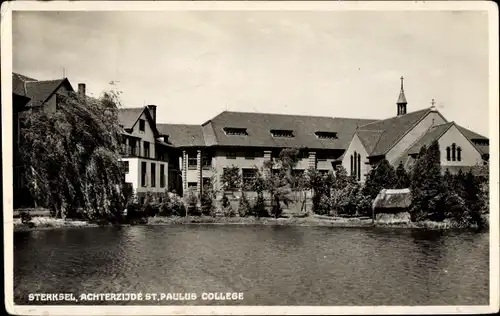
left=12, top=9, right=491, bottom=136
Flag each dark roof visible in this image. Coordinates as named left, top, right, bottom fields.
left=457, top=125, right=488, bottom=140
left=118, top=106, right=160, bottom=137
left=118, top=107, right=145, bottom=129
left=357, top=107, right=434, bottom=157
left=13, top=73, right=74, bottom=107
left=12, top=73, right=34, bottom=96
left=457, top=125, right=489, bottom=155
left=406, top=122, right=454, bottom=155
left=201, top=111, right=375, bottom=150
left=24, top=79, right=68, bottom=107
left=356, top=130, right=385, bottom=154
left=373, top=189, right=412, bottom=209
left=156, top=124, right=206, bottom=147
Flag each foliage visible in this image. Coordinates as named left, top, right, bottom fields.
left=252, top=192, right=269, bottom=217
left=201, top=178, right=216, bottom=216
left=221, top=194, right=230, bottom=208
left=185, top=192, right=200, bottom=216
left=362, top=159, right=397, bottom=200
left=260, top=148, right=300, bottom=218
left=20, top=91, right=125, bottom=220
left=308, top=168, right=334, bottom=214
left=395, top=162, right=411, bottom=189
left=238, top=192, right=251, bottom=217
left=221, top=166, right=242, bottom=192
left=409, top=142, right=444, bottom=221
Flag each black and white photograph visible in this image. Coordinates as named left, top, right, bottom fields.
left=2, top=1, right=499, bottom=315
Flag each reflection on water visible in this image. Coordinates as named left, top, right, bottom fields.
left=14, top=225, right=489, bottom=305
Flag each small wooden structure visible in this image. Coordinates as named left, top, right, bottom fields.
left=372, top=188, right=412, bottom=224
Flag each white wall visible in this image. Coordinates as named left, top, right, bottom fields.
left=128, top=112, right=157, bottom=159
left=341, top=133, right=370, bottom=182
left=439, top=125, right=483, bottom=167
left=122, top=158, right=169, bottom=194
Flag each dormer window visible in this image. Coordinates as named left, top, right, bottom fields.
left=223, top=127, right=248, bottom=136
left=315, top=131, right=337, bottom=139
left=270, top=129, right=294, bottom=138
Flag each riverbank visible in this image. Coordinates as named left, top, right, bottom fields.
left=13, top=214, right=487, bottom=232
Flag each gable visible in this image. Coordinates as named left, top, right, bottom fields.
left=118, top=106, right=159, bottom=137
left=358, top=108, right=436, bottom=157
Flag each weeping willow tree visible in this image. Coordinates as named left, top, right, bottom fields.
left=19, top=91, right=125, bottom=220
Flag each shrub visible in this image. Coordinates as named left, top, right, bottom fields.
left=221, top=194, right=230, bottom=208
left=186, top=192, right=200, bottom=216
left=200, top=191, right=215, bottom=216
left=238, top=192, right=251, bottom=217
left=252, top=193, right=269, bottom=217
left=171, top=196, right=187, bottom=217
left=222, top=204, right=236, bottom=217
left=125, top=201, right=144, bottom=220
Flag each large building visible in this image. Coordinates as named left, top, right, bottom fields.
left=14, top=73, right=489, bottom=201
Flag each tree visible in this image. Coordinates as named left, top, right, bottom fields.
left=410, top=141, right=445, bottom=221
left=201, top=177, right=216, bottom=216
left=362, top=159, right=396, bottom=200
left=20, top=91, right=125, bottom=221
left=263, top=148, right=299, bottom=218
left=221, top=166, right=242, bottom=193
left=395, top=162, right=410, bottom=189
left=238, top=192, right=251, bottom=217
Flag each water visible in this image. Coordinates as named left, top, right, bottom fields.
left=14, top=225, right=489, bottom=305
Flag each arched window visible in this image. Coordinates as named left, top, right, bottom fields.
left=451, top=143, right=456, bottom=161
left=357, top=154, right=361, bottom=181
left=446, top=146, right=451, bottom=161
left=353, top=152, right=357, bottom=177
left=457, top=147, right=462, bottom=161
left=350, top=155, right=353, bottom=176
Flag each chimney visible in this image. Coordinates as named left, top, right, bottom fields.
left=78, top=83, right=86, bottom=97
left=147, top=105, right=157, bottom=124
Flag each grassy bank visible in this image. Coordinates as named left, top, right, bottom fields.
left=13, top=213, right=487, bottom=232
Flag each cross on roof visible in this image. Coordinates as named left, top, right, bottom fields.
left=431, top=98, right=436, bottom=106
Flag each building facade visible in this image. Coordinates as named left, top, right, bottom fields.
left=14, top=73, right=489, bottom=201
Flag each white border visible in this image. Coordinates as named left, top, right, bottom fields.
left=2, top=1, right=499, bottom=315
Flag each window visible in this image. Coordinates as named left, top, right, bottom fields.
left=350, top=152, right=361, bottom=180
left=350, top=155, right=354, bottom=176
left=129, top=139, right=137, bottom=156
left=139, top=119, right=145, bottom=132
left=270, top=129, right=294, bottom=138
left=315, top=131, right=338, bottom=139
left=188, top=153, right=197, bottom=169
left=144, top=141, right=150, bottom=158
left=244, top=151, right=255, bottom=160
left=353, top=151, right=357, bottom=178
left=141, top=162, right=147, bottom=187
left=226, top=151, right=236, bottom=159
left=223, top=127, right=248, bottom=136
left=446, top=146, right=451, bottom=161
left=202, top=154, right=212, bottom=168
left=242, top=168, right=257, bottom=190
left=357, top=153, right=361, bottom=181
left=188, top=182, right=197, bottom=191
left=451, top=143, right=456, bottom=161
left=457, top=147, right=462, bottom=161
left=151, top=163, right=156, bottom=187
left=121, top=161, right=129, bottom=173
left=160, top=164, right=165, bottom=188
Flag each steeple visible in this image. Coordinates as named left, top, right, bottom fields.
left=397, top=76, right=407, bottom=115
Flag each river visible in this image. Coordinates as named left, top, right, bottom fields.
left=14, top=225, right=489, bottom=305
